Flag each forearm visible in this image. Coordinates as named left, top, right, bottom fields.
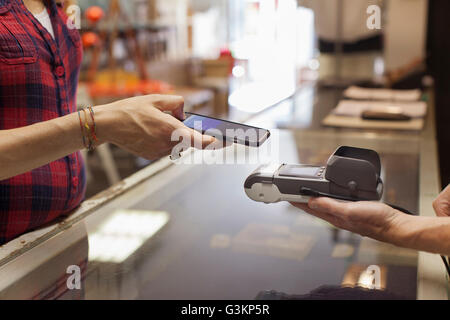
left=393, top=215, right=450, bottom=256
left=0, top=106, right=111, bottom=181
left=0, top=94, right=198, bottom=181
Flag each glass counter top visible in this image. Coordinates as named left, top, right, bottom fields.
left=0, top=129, right=423, bottom=299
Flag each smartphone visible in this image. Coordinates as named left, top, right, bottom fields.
left=183, top=112, right=270, bottom=147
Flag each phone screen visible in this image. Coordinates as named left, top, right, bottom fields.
left=183, top=112, right=270, bottom=146
left=278, top=165, right=321, bottom=178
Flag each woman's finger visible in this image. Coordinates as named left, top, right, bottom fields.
left=188, top=128, right=218, bottom=149
left=151, top=95, right=185, bottom=120
left=163, top=114, right=221, bottom=151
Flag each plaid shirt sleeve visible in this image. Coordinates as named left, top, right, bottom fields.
left=0, top=0, right=85, bottom=244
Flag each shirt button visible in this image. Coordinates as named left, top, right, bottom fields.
left=72, top=176, right=79, bottom=187
left=55, top=65, right=65, bottom=77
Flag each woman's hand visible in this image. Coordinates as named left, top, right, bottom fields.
left=94, top=94, right=217, bottom=160
left=0, top=94, right=220, bottom=180
left=433, top=184, right=450, bottom=217
left=291, top=198, right=410, bottom=245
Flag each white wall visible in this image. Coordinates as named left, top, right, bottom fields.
left=384, top=0, right=428, bottom=70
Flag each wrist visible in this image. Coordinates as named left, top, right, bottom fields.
left=400, top=216, right=450, bottom=255
left=384, top=212, right=418, bottom=248
left=388, top=214, right=450, bottom=254
left=92, top=103, right=117, bottom=144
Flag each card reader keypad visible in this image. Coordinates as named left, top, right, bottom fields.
left=317, top=167, right=325, bottom=177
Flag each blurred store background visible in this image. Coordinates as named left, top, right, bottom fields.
left=69, top=0, right=442, bottom=198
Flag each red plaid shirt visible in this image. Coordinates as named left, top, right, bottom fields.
left=0, top=0, right=85, bottom=244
